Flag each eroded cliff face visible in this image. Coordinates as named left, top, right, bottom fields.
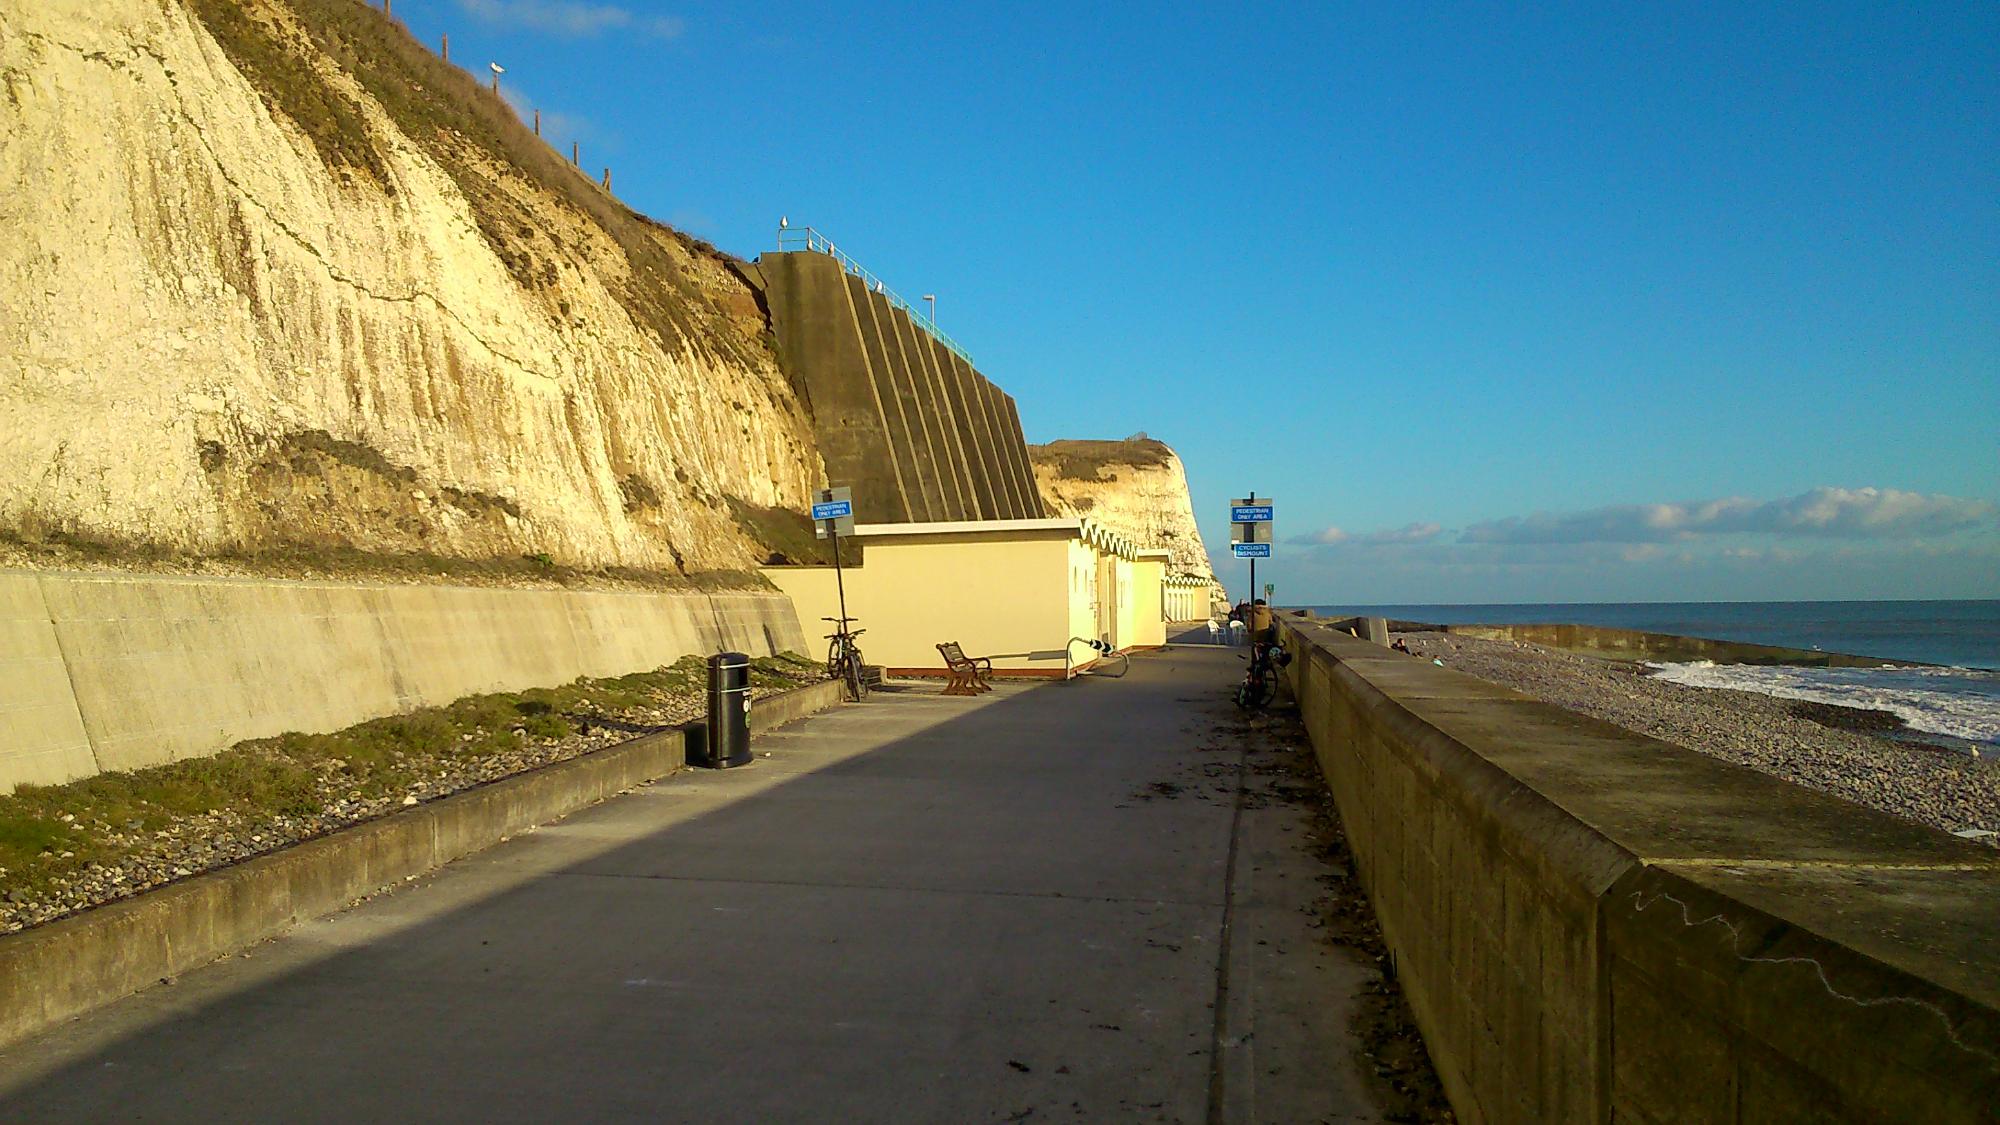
left=0, top=0, right=822, bottom=576
left=1029, top=436, right=1218, bottom=586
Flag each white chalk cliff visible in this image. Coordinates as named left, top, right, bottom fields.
left=1029, top=436, right=1218, bottom=587
left=0, top=0, right=822, bottom=574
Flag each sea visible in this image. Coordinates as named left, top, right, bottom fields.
left=1303, top=600, right=2000, bottom=748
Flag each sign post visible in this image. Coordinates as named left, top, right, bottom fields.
left=1229, top=494, right=1275, bottom=616
left=812, top=486, right=856, bottom=631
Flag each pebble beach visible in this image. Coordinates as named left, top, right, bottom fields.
left=1393, top=631, right=2000, bottom=845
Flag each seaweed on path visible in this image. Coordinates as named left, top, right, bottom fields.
left=1238, top=706, right=1456, bottom=1123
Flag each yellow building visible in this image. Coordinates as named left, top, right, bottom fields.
left=1163, top=574, right=1217, bottom=624
left=764, top=518, right=1168, bottom=678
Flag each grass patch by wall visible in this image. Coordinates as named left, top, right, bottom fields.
left=0, top=652, right=820, bottom=921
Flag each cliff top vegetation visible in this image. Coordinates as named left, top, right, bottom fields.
left=185, top=0, right=761, bottom=365
left=1027, top=436, right=1178, bottom=481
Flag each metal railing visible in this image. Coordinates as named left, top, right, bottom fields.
left=1065, top=637, right=1130, bottom=679
left=772, top=226, right=973, bottom=364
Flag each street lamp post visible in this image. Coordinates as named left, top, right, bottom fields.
left=921, top=294, right=936, bottom=324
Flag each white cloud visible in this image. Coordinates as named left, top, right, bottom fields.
left=1459, top=487, right=1994, bottom=545
left=456, top=0, right=684, bottom=39
left=1297, top=527, right=1350, bottom=545
left=1367, top=522, right=1442, bottom=544
left=1293, top=521, right=1440, bottom=547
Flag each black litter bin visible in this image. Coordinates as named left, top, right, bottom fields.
left=688, top=651, right=752, bottom=768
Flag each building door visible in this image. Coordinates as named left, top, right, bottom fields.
left=1096, top=555, right=1118, bottom=645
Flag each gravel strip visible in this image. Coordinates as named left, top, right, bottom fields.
left=1393, top=632, right=2000, bottom=845
left=0, top=669, right=825, bottom=935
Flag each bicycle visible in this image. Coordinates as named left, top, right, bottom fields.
left=1234, top=635, right=1290, bottom=710
left=823, top=615, right=868, bottom=702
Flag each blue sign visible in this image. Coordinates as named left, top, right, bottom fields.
left=1232, top=542, right=1272, bottom=558
left=811, top=499, right=853, bottom=521
left=1231, top=505, right=1274, bottom=523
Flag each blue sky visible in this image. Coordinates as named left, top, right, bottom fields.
left=397, top=1, right=1997, bottom=602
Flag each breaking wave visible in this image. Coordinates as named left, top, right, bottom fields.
left=1645, top=661, right=2000, bottom=748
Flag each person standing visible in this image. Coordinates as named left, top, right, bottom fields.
left=1249, top=599, right=1273, bottom=643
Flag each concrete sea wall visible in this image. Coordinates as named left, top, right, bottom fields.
left=752, top=251, right=1044, bottom=523
left=1277, top=615, right=2000, bottom=1123
left=0, top=570, right=805, bottom=793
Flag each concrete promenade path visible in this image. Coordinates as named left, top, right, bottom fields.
left=0, top=644, right=1386, bottom=1123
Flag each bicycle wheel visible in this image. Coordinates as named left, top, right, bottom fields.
left=1254, top=673, right=1278, bottom=707
left=843, top=649, right=867, bottom=701
left=826, top=638, right=844, bottom=682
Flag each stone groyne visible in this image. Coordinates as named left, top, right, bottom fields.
left=1437, top=622, right=1924, bottom=668
left=1277, top=614, right=2000, bottom=1123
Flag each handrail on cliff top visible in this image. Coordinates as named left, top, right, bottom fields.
left=769, top=226, right=974, bottom=365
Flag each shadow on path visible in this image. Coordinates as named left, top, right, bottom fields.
left=0, top=647, right=1437, bottom=1123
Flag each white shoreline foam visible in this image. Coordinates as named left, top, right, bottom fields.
left=1642, top=661, right=2000, bottom=747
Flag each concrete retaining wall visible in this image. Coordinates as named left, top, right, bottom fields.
left=1277, top=615, right=2000, bottom=1123
left=0, top=676, right=844, bottom=1050
left=0, top=570, right=806, bottom=792
left=998, top=392, right=1046, bottom=519
left=888, top=298, right=975, bottom=518
left=760, top=250, right=1043, bottom=522
left=761, top=250, right=910, bottom=520
left=849, top=273, right=940, bottom=521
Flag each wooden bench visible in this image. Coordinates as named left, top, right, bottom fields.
left=936, top=641, right=994, bottom=696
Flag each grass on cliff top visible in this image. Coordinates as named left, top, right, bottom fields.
left=183, top=0, right=393, bottom=190
left=0, top=653, right=821, bottom=902
left=0, top=525, right=773, bottom=594
left=186, top=0, right=760, bottom=366
left=1027, top=437, right=1176, bottom=481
